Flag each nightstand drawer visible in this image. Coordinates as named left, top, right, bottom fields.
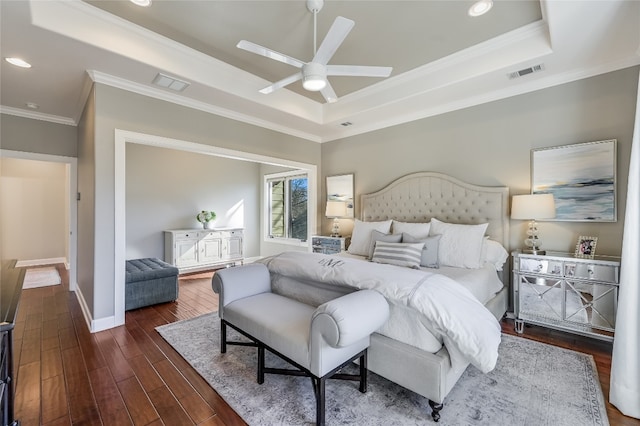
left=519, top=258, right=564, bottom=275
left=564, top=262, right=618, bottom=283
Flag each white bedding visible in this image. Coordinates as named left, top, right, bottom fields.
left=259, top=251, right=502, bottom=373
left=340, top=252, right=504, bottom=305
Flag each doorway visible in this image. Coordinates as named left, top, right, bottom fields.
left=0, top=150, right=78, bottom=290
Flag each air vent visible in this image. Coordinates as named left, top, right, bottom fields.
left=152, top=73, right=190, bottom=92
left=507, top=64, right=545, bottom=80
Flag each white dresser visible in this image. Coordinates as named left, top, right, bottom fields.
left=164, top=228, right=243, bottom=273
left=512, top=251, right=619, bottom=341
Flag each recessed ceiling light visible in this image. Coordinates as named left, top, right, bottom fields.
left=468, top=0, right=493, bottom=17
left=130, top=0, right=152, bottom=6
left=25, top=102, right=39, bottom=109
left=5, top=57, right=32, bottom=68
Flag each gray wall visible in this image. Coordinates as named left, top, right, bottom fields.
left=321, top=66, right=639, bottom=256
left=0, top=114, right=77, bottom=157
left=77, top=91, right=96, bottom=312
left=125, top=144, right=261, bottom=260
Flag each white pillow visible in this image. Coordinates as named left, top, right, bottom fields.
left=481, top=238, right=509, bottom=271
left=429, top=218, right=488, bottom=268
left=371, top=242, right=424, bottom=269
left=347, top=219, right=392, bottom=256
left=391, top=221, right=431, bottom=239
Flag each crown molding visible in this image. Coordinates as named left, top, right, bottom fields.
left=0, top=106, right=76, bottom=126
left=88, top=71, right=322, bottom=143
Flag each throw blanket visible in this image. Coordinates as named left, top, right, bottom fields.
left=259, top=252, right=501, bottom=373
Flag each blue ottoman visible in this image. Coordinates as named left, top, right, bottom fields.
left=125, top=258, right=179, bottom=311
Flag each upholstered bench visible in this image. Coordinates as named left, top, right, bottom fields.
left=125, top=258, right=179, bottom=311
left=212, top=263, right=389, bottom=426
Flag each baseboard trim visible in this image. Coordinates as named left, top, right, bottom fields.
left=15, top=257, right=67, bottom=267
left=74, top=285, right=117, bottom=333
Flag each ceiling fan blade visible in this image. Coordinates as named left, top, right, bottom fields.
left=237, top=40, right=305, bottom=69
left=320, top=82, right=338, bottom=103
left=259, top=72, right=303, bottom=94
left=312, top=16, right=355, bottom=65
left=327, top=65, right=393, bottom=78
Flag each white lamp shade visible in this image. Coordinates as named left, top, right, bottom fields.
left=325, top=200, right=347, bottom=218
left=511, top=194, right=556, bottom=220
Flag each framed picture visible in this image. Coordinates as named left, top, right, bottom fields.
left=531, top=139, right=616, bottom=222
left=575, top=236, right=598, bottom=258
left=326, top=173, right=354, bottom=218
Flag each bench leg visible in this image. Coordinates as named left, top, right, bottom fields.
left=359, top=351, right=368, bottom=393
left=257, top=344, right=265, bottom=384
left=313, top=376, right=326, bottom=426
left=220, top=320, right=227, bottom=353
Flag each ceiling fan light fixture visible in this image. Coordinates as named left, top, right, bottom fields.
left=302, top=62, right=327, bottom=91
left=302, top=75, right=326, bottom=91
left=468, top=0, right=493, bottom=17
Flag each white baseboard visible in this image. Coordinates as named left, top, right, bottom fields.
left=16, top=257, right=67, bottom=267
left=74, top=285, right=118, bottom=333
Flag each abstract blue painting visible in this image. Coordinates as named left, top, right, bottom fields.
left=532, top=140, right=616, bottom=222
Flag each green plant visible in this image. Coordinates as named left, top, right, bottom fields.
left=196, top=210, right=216, bottom=223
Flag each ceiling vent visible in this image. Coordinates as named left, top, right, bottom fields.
left=152, top=73, right=190, bottom=92
left=507, top=64, right=545, bottom=80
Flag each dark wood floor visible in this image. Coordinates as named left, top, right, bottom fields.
left=11, top=264, right=639, bottom=425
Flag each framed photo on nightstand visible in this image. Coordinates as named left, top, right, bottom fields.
left=575, top=236, right=598, bottom=258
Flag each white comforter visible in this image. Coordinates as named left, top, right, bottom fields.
left=259, top=251, right=501, bottom=373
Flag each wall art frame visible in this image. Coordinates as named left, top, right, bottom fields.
left=531, top=139, right=616, bottom=222
left=326, top=173, right=354, bottom=218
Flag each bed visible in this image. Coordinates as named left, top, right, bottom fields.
left=260, top=172, right=510, bottom=422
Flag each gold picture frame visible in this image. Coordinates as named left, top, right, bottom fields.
left=574, top=236, right=598, bottom=258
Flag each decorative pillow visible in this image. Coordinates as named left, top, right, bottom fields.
left=402, top=233, right=442, bottom=268
left=347, top=219, right=393, bottom=256
left=429, top=218, right=488, bottom=268
left=391, top=221, right=431, bottom=239
left=368, top=230, right=403, bottom=259
left=481, top=238, right=509, bottom=271
left=371, top=242, right=424, bottom=269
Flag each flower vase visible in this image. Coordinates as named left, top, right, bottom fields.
left=201, top=222, right=208, bottom=229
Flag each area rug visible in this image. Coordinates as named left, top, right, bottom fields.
left=22, top=266, right=61, bottom=289
left=156, top=313, right=609, bottom=426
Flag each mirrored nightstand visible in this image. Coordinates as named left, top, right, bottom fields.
left=512, top=251, right=620, bottom=342
left=311, top=235, right=351, bottom=255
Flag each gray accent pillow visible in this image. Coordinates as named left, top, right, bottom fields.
left=371, top=242, right=424, bottom=269
left=368, top=230, right=403, bottom=259
left=402, top=233, right=442, bottom=268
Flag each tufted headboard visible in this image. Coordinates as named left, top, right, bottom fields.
left=361, top=172, right=510, bottom=248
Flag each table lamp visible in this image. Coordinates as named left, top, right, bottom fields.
left=511, top=193, right=556, bottom=255
left=325, top=201, right=347, bottom=237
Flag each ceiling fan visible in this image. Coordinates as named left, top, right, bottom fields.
left=237, top=0, right=392, bottom=103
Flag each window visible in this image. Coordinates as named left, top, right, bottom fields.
left=266, top=171, right=308, bottom=241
